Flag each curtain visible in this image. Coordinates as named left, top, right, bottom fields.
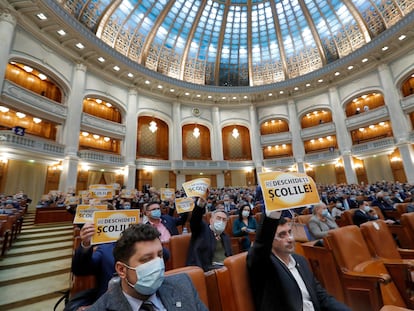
left=103, top=172, right=115, bottom=185
left=4, top=159, right=47, bottom=210
left=87, top=171, right=103, bottom=187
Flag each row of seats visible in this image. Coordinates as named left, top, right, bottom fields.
left=301, top=216, right=414, bottom=311
left=0, top=209, right=24, bottom=256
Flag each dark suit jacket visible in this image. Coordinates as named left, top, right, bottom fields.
left=353, top=209, right=376, bottom=226
left=87, top=273, right=208, bottom=311
left=247, top=216, right=351, bottom=311
left=72, top=242, right=116, bottom=297
left=186, top=204, right=232, bottom=271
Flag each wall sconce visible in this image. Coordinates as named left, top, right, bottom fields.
left=232, top=128, right=239, bottom=139
left=103, top=137, right=110, bottom=142
left=82, top=132, right=89, bottom=137
left=391, top=156, right=402, bottom=162
left=33, top=117, right=42, bottom=124
left=193, top=126, right=200, bottom=138
left=149, top=120, right=158, bottom=133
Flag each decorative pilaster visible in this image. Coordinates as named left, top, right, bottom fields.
left=212, top=106, right=224, bottom=161
left=59, top=63, right=86, bottom=192
left=248, top=105, right=263, bottom=170
left=329, top=87, right=357, bottom=184
left=171, top=102, right=182, bottom=160
left=288, top=100, right=305, bottom=173
left=0, top=10, right=16, bottom=91
left=123, top=89, right=138, bottom=189
left=396, top=142, right=414, bottom=184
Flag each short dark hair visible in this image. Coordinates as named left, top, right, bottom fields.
left=145, top=200, right=161, bottom=211
left=113, top=224, right=160, bottom=263
left=279, top=217, right=288, bottom=226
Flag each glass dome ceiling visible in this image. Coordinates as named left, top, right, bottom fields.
left=58, top=0, right=413, bottom=87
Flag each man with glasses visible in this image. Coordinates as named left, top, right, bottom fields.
left=247, top=212, right=350, bottom=311
left=143, top=200, right=188, bottom=243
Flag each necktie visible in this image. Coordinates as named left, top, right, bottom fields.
left=140, top=301, right=155, bottom=311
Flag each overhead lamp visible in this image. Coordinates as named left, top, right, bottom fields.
left=82, top=132, right=89, bottom=137
left=16, top=112, right=26, bottom=118
left=232, top=128, right=239, bottom=139
left=23, top=66, right=33, bottom=73
left=149, top=120, right=158, bottom=133
left=38, top=73, right=47, bottom=80
left=0, top=106, right=9, bottom=113
left=103, top=137, right=110, bottom=142
left=33, top=118, right=42, bottom=124
left=93, top=134, right=100, bottom=139
left=193, top=126, right=200, bottom=138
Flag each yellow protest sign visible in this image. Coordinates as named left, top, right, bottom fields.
left=91, top=210, right=140, bottom=245
left=175, top=197, right=195, bottom=213
left=65, top=195, right=79, bottom=206
left=120, top=189, right=136, bottom=199
left=182, top=178, right=210, bottom=199
left=257, top=171, right=320, bottom=212
left=73, top=204, right=107, bottom=224
left=89, top=184, right=114, bottom=199
left=160, top=188, right=175, bottom=201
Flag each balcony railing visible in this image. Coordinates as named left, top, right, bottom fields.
left=0, top=130, right=65, bottom=156
left=301, top=123, right=336, bottom=140
left=260, top=132, right=292, bottom=145
left=345, top=106, right=389, bottom=129
left=352, top=137, right=395, bottom=155
left=2, top=80, right=67, bottom=122
left=78, top=150, right=124, bottom=164
left=263, top=156, right=295, bottom=168
left=81, top=113, right=126, bottom=138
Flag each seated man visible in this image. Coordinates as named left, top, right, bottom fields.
left=308, top=202, right=338, bottom=239
left=72, top=222, right=170, bottom=301
left=247, top=212, right=351, bottom=311
left=186, top=198, right=232, bottom=271
left=143, top=200, right=188, bottom=243
left=353, top=200, right=380, bottom=227
left=87, top=223, right=208, bottom=311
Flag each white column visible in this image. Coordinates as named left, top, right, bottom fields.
left=59, top=64, right=86, bottom=192
left=0, top=11, right=16, bottom=91
left=171, top=102, right=182, bottom=160
left=378, top=64, right=411, bottom=143
left=396, top=143, right=414, bottom=184
left=287, top=100, right=305, bottom=173
left=216, top=174, right=225, bottom=188
left=248, top=105, right=263, bottom=170
left=329, top=87, right=357, bottom=184
left=212, top=106, right=224, bottom=161
left=123, top=88, right=138, bottom=189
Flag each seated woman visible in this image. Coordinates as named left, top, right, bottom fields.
left=308, top=202, right=338, bottom=240
left=232, top=203, right=257, bottom=251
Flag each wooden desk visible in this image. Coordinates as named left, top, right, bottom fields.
left=35, top=206, right=74, bottom=224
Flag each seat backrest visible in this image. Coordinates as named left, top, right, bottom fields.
left=221, top=252, right=255, bottom=311
left=296, top=214, right=312, bottom=224
left=169, top=233, right=191, bottom=269
left=226, top=214, right=239, bottom=236
left=360, top=220, right=401, bottom=259
left=341, top=209, right=356, bottom=226
left=325, top=225, right=373, bottom=271
left=165, top=266, right=209, bottom=309
left=400, top=213, right=414, bottom=248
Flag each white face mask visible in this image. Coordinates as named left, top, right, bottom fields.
left=213, top=220, right=226, bottom=235
left=125, top=257, right=165, bottom=295
left=242, top=210, right=250, bottom=218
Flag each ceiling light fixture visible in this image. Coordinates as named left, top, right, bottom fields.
left=232, top=128, right=239, bottom=139
left=193, top=126, right=200, bottom=138
left=149, top=120, right=158, bottom=133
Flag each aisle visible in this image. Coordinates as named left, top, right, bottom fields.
left=0, top=211, right=73, bottom=310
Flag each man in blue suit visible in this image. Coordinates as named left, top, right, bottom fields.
left=247, top=212, right=351, bottom=311
left=87, top=224, right=207, bottom=311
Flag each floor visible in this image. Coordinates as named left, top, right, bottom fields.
left=0, top=212, right=73, bottom=310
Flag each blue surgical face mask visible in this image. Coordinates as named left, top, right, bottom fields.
left=321, top=209, right=330, bottom=217
left=242, top=210, right=250, bottom=218
left=213, top=220, right=226, bottom=235
left=150, top=209, right=161, bottom=219
left=124, top=204, right=131, bottom=210
left=125, top=257, right=165, bottom=295
left=364, top=205, right=371, bottom=213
